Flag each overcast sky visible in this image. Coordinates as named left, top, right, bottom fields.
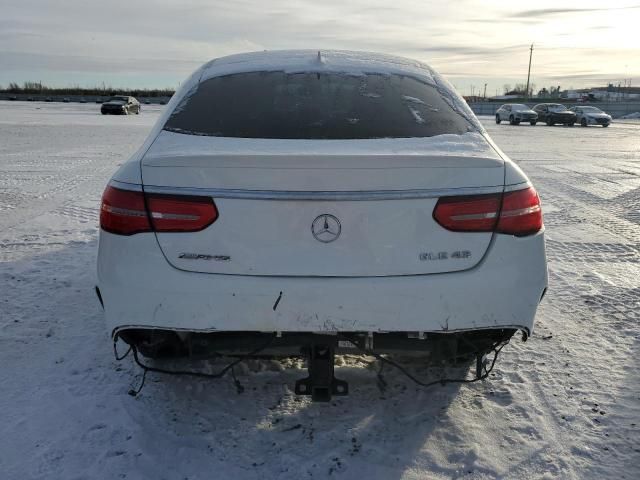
left=1, top=0, right=638, bottom=94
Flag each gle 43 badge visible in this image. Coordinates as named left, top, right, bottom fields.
left=419, top=250, right=471, bottom=261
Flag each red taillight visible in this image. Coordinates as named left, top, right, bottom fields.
left=433, top=186, right=543, bottom=237
left=100, top=186, right=151, bottom=235
left=100, top=185, right=218, bottom=235
left=432, top=193, right=501, bottom=232
left=496, top=187, right=543, bottom=236
left=146, top=193, right=218, bottom=232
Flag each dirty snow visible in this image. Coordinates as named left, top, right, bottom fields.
left=406, top=106, right=426, bottom=125
left=1, top=102, right=639, bottom=480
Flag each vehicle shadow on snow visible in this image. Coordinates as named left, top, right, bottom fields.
left=121, top=354, right=493, bottom=479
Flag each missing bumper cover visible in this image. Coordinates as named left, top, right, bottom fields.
left=115, top=328, right=518, bottom=401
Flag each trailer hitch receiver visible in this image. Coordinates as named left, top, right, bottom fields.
left=295, top=342, right=348, bottom=402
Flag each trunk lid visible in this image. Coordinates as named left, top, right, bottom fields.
left=140, top=131, right=505, bottom=277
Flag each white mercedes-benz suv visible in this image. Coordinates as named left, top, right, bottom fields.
left=97, top=50, right=547, bottom=401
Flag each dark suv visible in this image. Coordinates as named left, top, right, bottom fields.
left=532, top=103, right=576, bottom=126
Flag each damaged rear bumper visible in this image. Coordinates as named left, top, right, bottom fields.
left=116, top=328, right=520, bottom=359
left=98, top=230, right=547, bottom=337
left=116, top=328, right=519, bottom=401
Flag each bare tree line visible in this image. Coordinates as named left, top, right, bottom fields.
left=1, top=81, right=174, bottom=98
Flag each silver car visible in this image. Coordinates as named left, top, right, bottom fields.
left=569, top=106, right=611, bottom=127
left=495, top=104, right=538, bottom=126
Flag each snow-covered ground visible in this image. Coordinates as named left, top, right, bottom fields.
left=1, top=102, right=638, bottom=480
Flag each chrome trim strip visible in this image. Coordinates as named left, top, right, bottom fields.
left=450, top=212, right=497, bottom=221
left=500, top=205, right=541, bottom=218
left=139, top=185, right=505, bottom=201
left=102, top=204, right=147, bottom=217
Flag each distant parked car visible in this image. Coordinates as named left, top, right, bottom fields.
left=495, top=104, right=537, bottom=125
left=9, top=96, right=17, bottom=101
left=101, top=96, right=140, bottom=115
left=62, top=98, right=70, bottom=103
left=533, top=103, right=576, bottom=126
left=79, top=98, right=87, bottom=103
left=569, top=106, right=611, bottom=127
left=45, top=97, right=53, bottom=102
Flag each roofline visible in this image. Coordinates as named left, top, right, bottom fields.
left=198, top=49, right=438, bottom=83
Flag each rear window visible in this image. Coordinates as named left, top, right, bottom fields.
left=163, top=71, right=473, bottom=139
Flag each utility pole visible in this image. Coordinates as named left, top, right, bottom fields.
left=525, top=44, right=533, bottom=99
left=483, top=83, right=487, bottom=99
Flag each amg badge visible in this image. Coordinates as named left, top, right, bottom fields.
left=178, top=253, right=231, bottom=261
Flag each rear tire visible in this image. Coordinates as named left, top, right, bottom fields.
left=495, top=115, right=501, bottom=124
left=530, top=121, right=537, bottom=126
left=581, top=118, right=587, bottom=127
left=509, top=115, right=515, bottom=125
left=546, top=117, right=554, bottom=126
left=602, top=123, right=609, bottom=127
left=568, top=121, right=575, bottom=127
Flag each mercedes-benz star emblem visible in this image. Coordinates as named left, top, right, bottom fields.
left=311, top=214, right=341, bottom=243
